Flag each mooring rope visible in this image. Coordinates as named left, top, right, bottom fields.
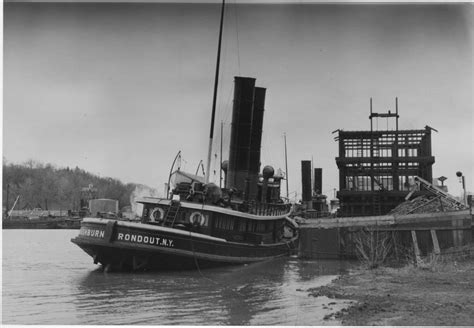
left=188, top=198, right=244, bottom=297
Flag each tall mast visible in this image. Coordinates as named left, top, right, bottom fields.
left=205, top=0, right=225, bottom=184
left=311, top=155, right=314, bottom=196
left=220, top=121, right=223, bottom=188
left=284, top=133, right=289, bottom=199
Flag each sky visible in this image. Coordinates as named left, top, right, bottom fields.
left=3, top=1, right=473, bottom=201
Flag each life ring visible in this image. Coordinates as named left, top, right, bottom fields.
left=149, top=207, right=165, bottom=222
left=189, top=211, right=206, bottom=226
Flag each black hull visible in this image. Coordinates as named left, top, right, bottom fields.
left=71, top=218, right=298, bottom=271
left=2, top=217, right=82, bottom=229
left=2, top=219, right=64, bottom=229
left=73, top=242, right=244, bottom=271
left=57, top=219, right=82, bottom=229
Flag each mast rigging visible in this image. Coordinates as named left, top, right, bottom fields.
left=205, top=0, right=225, bottom=184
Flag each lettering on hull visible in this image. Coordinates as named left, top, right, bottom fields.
left=117, top=232, right=175, bottom=248
left=79, top=227, right=105, bottom=239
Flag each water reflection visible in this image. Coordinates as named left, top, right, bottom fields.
left=74, top=257, right=352, bottom=325
left=2, top=230, right=353, bottom=325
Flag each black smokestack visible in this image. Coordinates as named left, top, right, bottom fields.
left=248, top=87, right=266, bottom=201
left=226, top=76, right=256, bottom=192
left=301, top=160, right=312, bottom=202
left=314, top=168, right=322, bottom=195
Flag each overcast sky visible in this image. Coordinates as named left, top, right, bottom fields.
left=3, top=2, right=473, bottom=200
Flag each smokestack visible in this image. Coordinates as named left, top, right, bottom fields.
left=226, top=76, right=256, bottom=192
left=314, top=168, right=322, bottom=195
left=248, top=87, right=266, bottom=201
left=301, top=160, right=312, bottom=202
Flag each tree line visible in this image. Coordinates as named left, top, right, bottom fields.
left=3, top=158, right=140, bottom=212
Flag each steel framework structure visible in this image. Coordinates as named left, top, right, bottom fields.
left=334, top=99, right=435, bottom=217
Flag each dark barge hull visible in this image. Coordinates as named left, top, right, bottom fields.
left=2, top=218, right=65, bottom=229
left=71, top=218, right=298, bottom=271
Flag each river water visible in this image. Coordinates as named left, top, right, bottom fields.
left=2, top=229, right=353, bottom=325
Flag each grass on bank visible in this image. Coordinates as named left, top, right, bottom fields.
left=352, top=227, right=474, bottom=270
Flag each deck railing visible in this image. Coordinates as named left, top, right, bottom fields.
left=247, top=202, right=292, bottom=216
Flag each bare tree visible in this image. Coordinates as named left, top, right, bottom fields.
left=354, top=228, right=393, bottom=269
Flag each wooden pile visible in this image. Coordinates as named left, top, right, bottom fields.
left=389, top=195, right=463, bottom=215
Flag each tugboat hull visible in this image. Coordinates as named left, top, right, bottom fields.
left=71, top=218, right=298, bottom=271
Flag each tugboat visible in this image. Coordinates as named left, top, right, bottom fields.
left=71, top=1, right=299, bottom=271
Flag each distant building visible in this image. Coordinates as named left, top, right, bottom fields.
left=80, top=184, right=98, bottom=209
left=334, top=100, right=435, bottom=217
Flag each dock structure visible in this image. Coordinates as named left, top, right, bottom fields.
left=298, top=162, right=471, bottom=260
left=334, top=98, right=436, bottom=217
left=297, top=99, right=473, bottom=261
left=298, top=210, right=472, bottom=260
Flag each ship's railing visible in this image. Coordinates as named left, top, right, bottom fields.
left=302, top=210, right=331, bottom=219
left=247, top=202, right=292, bottom=216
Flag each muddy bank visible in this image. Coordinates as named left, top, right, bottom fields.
left=309, top=246, right=474, bottom=325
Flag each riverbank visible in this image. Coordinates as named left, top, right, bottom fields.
left=309, top=244, right=474, bottom=325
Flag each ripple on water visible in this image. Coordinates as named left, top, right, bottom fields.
left=2, top=230, right=354, bottom=325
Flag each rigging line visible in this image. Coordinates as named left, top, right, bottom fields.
left=217, top=19, right=228, bottom=123
left=233, top=0, right=241, bottom=75
left=190, top=200, right=213, bottom=280
left=188, top=229, right=210, bottom=283
left=189, top=203, right=245, bottom=297
left=223, top=85, right=233, bottom=124
left=215, top=10, right=233, bottom=132
left=261, top=130, right=278, bottom=169
left=206, top=0, right=226, bottom=184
